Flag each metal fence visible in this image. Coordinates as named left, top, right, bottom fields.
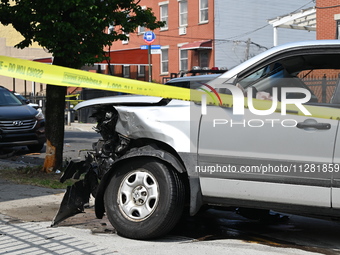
left=27, top=95, right=46, bottom=110
left=302, top=74, right=340, bottom=103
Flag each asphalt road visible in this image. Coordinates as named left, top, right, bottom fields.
left=0, top=129, right=101, bottom=167
left=1, top=130, right=340, bottom=254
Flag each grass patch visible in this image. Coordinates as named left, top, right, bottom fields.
left=0, top=165, right=75, bottom=189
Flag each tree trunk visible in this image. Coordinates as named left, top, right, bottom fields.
left=42, top=57, right=68, bottom=173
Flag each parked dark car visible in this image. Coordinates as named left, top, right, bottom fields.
left=0, top=86, right=45, bottom=152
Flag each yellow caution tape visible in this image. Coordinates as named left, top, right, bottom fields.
left=0, top=55, right=194, bottom=99
left=1, top=55, right=340, bottom=120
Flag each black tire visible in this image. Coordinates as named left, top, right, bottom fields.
left=27, top=143, right=44, bottom=152
left=104, top=158, right=185, bottom=239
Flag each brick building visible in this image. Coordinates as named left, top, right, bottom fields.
left=106, top=0, right=315, bottom=84
left=316, top=0, right=340, bottom=39
left=105, top=0, right=214, bottom=84
left=310, top=0, right=340, bottom=102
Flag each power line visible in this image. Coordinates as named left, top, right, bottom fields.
left=221, top=0, right=315, bottom=40
left=292, top=0, right=314, bottom=12
left=224, top=24, right=270, bottom=40
left=316, top=4, right=340, bottom=9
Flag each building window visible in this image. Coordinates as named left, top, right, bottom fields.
left=123, top=65, right=130, bottom=77
left=199, top=0, right=208, bottom=23
left=122, top=33, right=129, bottom=44
left=337, top=20, right=340, bottom=39
left=161, top=48, right=169, bottom=74
left=179, top=0, right=188, bottom=27
left=159, top=2, right=168, bottom=30
left=138, top=65, right=145, bottom=77
left=180, top=49, right=188, bottom=71
left=138, top=26, right=146, bottom=34
left=335, top=14, right=340, bottom=39
left=199, top=51, right=209, bottom=68
left=108, top=23, right=115, bottom=34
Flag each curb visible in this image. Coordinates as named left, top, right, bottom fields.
left=64, top=123, right=96, bottom=132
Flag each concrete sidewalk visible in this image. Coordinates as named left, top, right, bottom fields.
left=0, top=174, right=117, bottom=254
left=0, top=213, right=322, bottom=255
left=0, top=215, right=113, bottom=255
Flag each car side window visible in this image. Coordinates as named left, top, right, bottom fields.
left=238, top=63, right=283, bottom=89
left=236, top=54, right=340, bottom=106
left=165, top=81, right=190, bottom=88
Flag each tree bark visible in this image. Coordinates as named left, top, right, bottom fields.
left=42, top=57, right=68, bottom=173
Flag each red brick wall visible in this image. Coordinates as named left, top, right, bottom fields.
left=107, top=0, right=215, bottom=83
left=316, top=0, right=340, bottom=39
left=314, top=1, right=340, bottom=103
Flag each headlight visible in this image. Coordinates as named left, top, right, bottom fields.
left=35, top=108, right=45, bottom=120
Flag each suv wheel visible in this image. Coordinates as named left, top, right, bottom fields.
left=104, top=158, right=185, bottom=239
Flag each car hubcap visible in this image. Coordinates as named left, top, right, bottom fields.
left=118, top=170, right=159, bottom=221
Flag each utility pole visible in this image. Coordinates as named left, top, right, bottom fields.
left=245, top=38, right=251, bottom=60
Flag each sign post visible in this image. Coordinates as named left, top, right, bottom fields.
left=143, top=31, right=156, bottom=82
left=148, top=44, right=151, bottom=82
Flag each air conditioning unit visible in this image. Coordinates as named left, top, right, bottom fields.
left=179, top=27, right=187, bottom=35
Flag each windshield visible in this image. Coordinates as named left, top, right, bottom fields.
left=0, top=88, right=24, bottom=106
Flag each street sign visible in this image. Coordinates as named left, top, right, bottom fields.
left=140, top=45, right=161, bottom=50
left=151, top=49, right=161, bottom=54
left=143, top=31, right=156, bottom=44
left=142, top=31, right=156, bottom=82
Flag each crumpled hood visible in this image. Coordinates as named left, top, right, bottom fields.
left=0, top=105, right=38, bottom=120
left=74, top=95, right=196, bottom=153
left=74, top=95, right=166, bottom=110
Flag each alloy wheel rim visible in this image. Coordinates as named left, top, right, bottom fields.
left=118, top=170, right=159, bottom=221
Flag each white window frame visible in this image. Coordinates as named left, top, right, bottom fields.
left=123, top=65, right=130, bottom=77
left=138, top=65, right=146, bottom=77
left=122, top=32, right=129, bottom=45
left=159, top=1, right=169, bottom=30
left=161, top=46, right=169, bottom=74
left=107, top=23, right=115, bottom=34
left=199, top=0, right=208, bottom=24
left=335, top=14, right=340, bottom=39
left=179, top=0, right=188, bottom=27
left=179, top=49, right=188, bottom=71
left=138, top=26, right=146, bottom=35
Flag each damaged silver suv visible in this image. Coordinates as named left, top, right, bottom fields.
left=54, top=40, right=340, bottom=239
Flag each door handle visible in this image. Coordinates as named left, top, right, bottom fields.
left=297, top=119, right=331, bottom=130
